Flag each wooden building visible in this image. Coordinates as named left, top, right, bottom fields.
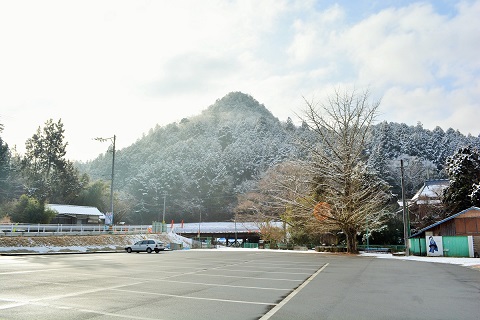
left=409, top=206, right=480, bottom=257
left=48, top=204, right=105, bottom=225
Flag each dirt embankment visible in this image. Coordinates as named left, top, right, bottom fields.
left=0, top=234, right=183, bottom=253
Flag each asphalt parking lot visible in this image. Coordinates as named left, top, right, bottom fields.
left=1, top=250, right=479, bottom=320
left=0, top=250, right=327, bottom=320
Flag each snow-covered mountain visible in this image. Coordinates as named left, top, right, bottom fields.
left=79, top=92, right=480, bottom=224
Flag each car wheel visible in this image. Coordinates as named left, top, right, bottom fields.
left=155, top=249, right=159, bottom=253
left=147, top=247, right=152, bottom=253
left=126, top=248, right=132, bottom=253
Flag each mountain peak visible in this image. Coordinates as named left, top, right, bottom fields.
left=205, top=92, right=275, bottom=119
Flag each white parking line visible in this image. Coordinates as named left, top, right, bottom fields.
left=185, top=273, right=305, bottom=282
left=26, top=274, right=293, bottom=292
left=0, top=300, right=30, bottom=310
left=0, top=268, right=69, bottom=275
left=210, top=268, right=313, bottom=275
left=259, top=263, right=329, bottom=320
left=112, top=287, right=276, bottom=306
left=154, top=279, right=291, bottom=291
left=0, top=300, right=163, bottom=320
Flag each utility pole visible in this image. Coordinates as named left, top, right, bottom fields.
left=400, top=159, right=410, bottom=255
left=234, top=213, right=238, bottom=247
left=366, top=215, right=369, bottom=249
left=198, top=209, right=201, bottom=239
left=155, top=189, right=160, bottom=224
left=162, top=193, right=166, bottom=233
left=95, top=135, right=116, bottom=226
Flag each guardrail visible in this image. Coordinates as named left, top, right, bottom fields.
left=0, top=224, right=155, bottom=236
left=358, top=245, right=405, bottom=253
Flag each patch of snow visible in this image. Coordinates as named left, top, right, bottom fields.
left=360, top=252, right=480, bottom=268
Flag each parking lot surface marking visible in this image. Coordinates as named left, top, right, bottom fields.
left=260, top=263, right=329, bottom=320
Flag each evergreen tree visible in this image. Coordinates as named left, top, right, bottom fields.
left=429, top=126, right=446, bottom=168
left=75, top=180, right=109, bottom=210
left=10, top=195, right=56, bottom=223
left=443, top=146, right=480, bottom=213
left=409, top=122, right=427, bottom=157
left=0, top=135, right=10, bottom=204
left=50, top=162, right=87, bottom=204
left=368, top=121, right=396, bottom=185
left=0, top=125, right=24, bottom=209
left=22, top=119, right=83, bottom=204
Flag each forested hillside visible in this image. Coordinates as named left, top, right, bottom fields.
left=367, top=121, right=480, bottom=197
left=79, top=92, right=304, bottom=223
left=78, top=92, right=480, bottom=224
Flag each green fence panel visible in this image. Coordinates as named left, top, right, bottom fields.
left=409, top=238, right=426, bottom=256
left=191, top=237, right=214, bottom=249
left=442, top=236, right=469, bottom=257
left=243, top=243, right=259, bottom=249
left=152, top=221, right=167, bottom=233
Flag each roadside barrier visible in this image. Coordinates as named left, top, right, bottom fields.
left=0, top=224, right=153, bottom=236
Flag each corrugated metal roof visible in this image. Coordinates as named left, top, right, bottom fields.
left=171, top=221, right=284, bottom=234
left=47, top=204, right=103, bottom=216
left=410, top=206, right=480, bottom=238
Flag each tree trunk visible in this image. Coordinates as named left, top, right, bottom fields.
left=345, top=228, right=358, bottom=253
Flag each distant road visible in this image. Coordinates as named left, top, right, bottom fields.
left=1, top=251, right=479, bottom=319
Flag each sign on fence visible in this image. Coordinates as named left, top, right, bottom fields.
left=426, top=235, right=443, bottom=257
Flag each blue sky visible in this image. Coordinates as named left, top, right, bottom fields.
left=1, top=0, right=479, bottom=161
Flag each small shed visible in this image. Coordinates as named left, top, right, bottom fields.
left=409, top=207, right=480, bottom=257
left=48, top=204, right=105, bottom=225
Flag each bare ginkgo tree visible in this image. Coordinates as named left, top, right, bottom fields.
left=300, top=89, right=391, bottom=253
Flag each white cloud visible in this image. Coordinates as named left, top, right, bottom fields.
left=0, top=0, right=479, bottom=161
left=381, top=84, right=480, bottom=135
left=342, top=1, right=480, bottom=90
left=287, top=5, right=345, bottom=65
left=297, top=1, right=480, bottom=136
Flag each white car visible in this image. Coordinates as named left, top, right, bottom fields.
left=125, top=239, right=165, bottom=253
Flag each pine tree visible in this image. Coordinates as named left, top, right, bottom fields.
left=443, top=146, right=480, bottom=213
left=0, top=137, right=10, bottom=203
left=22, top=119, right=83, bottom=204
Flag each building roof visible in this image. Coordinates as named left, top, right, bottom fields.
left=171, top=221, right=283, bottom=234
left=410, top=179, right=449, bottom=204
left=410, top=206, right=480, bottom=238
left=47, top=204, right=104, bottom=216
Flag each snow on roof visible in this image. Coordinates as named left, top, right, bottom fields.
left=171, top=221, right=283, bottom=234
left=410, top=179, right=449, bottom=203
left=47, top=204, right=103, bottom=216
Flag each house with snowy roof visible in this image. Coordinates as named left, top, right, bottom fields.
left=47, top=204, right=105, bottom=225
left=406, top=179, right=450, bottom=226
left=410, top=179, right=449, bottom=206
left=398, top=179, right=449, bottom=209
